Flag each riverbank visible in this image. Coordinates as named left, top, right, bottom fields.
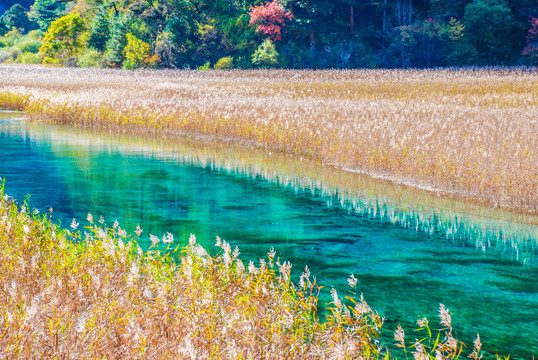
left=2, top=180, right=493, bottom=359
left=1, top=65, right=536, bottom=214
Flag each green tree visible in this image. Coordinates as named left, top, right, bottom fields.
left=1, top=4, right=35, bottom=33
left=39, top=12, right=86, bottom=64
left=252, top=37, right=279, bottom=67
left=28, top=0, right=68, bottom=31
left=104, top=12, right=131, bottom=66
left=122, top=32, right=154, bottom=69
left=463, top=0, right=516, bottom=64
left=87, top=6, right=109, bottom=51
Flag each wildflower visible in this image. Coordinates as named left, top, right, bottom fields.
left=115, top=226, right=125, bottom=237
left=87, top=213, right=93, bottom=224
left=70, top=218, right=79, bottom=230
left=446, top=333, right=458, bottom=352
left=331, top=288, right=342, bottom=308
left=135, top=225, right=143, bottom=237
left=347, top=273, right=357, bottom=288
left=113, top=219, right=119, bottom=229
left=417, top=317, right=428, bottom=328
left=232, top=246, right=240, bottom=258
left=267, top=247, right=276, bottom=260
left=412, top=340, right=428, bottom=360
left=23, top=225, right=30, bottom=234
left=215, top=236, right=222, bottom=247
left=248, top=260, right=257, bottom=274
left=98, top=215, right=105, bottom=224
left=302, top=265, right=310, bottom=279
left=188, top=233, right=195, bottom=246
left=469, top=334, right=483, bottom=360
left=394, top=324, right=405, bottom=348
left=236, top=259, right=245, bottom=274
left=150, top=234, right=159, bottom=246
left=439, top=303, right=452, bottom=329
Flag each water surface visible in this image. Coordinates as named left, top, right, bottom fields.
left=0, top=112, right=536, bottom=359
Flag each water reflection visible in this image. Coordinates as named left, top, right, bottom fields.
left=6, top=117, right=535, bottom=266
left=0, top=115, right=537, bottom=359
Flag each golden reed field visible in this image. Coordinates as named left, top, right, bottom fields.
left=0, top=184, right=481, bottom=359
left=0, top=65, right=537, bottom=213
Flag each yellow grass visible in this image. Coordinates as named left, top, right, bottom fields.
left=0, top=182, right=486, bottom=359
left=0, top=65, right=536, bottom=213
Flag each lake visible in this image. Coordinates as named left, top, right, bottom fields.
left=0, top=111, right=536, bottom=359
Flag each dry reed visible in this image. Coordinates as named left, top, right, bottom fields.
left=0, top=65, right=536, bottom=213
left=0, top=181, right=490, bottom=359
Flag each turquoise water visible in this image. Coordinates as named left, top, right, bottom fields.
left=0, top=113, right=537, bottom=359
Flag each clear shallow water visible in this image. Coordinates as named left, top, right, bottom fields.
left=0, top=112, right=537, bottom=359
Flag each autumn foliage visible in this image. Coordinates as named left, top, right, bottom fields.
left=522, top=16, right=538, bottom=63
left=249, top=0, right=293, bottom=41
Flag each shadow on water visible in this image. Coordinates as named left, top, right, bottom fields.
left=0, top=112, right=536, bottom=359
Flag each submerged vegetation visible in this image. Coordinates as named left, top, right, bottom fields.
left=0, top=181, right=489, bottom=358
left=0, top=65, right=537, bottom=213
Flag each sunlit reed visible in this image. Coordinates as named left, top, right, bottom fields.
left=0, top=65, right=536, bottom=214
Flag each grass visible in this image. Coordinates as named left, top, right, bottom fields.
left=0, top=181, right=490, bottom=359
left=0, top=65, right=536, bottom=214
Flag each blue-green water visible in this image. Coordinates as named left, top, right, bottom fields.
left=0, top=112, right=537, bottom=359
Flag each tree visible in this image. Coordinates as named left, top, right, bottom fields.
left=87, top=6, right=109, bottom=51
left=252, top=37, right=279, bottom=67
left=122, top=32, right=156, bottom=68
left=39, top=12, right=86, bottom=64
left=104, top=12, right=131, bottom=66
left=522, top=16, right=538, bottom=64
left=0, top=4, right=35, bottom=33
left=463, top=0, right=516, bottom=64
left=28, top=0, right=68, bottom=31
left=249, top=0, right=293, bottom=41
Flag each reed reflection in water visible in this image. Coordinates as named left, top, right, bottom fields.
left=0, top=115, right=536, bottom=359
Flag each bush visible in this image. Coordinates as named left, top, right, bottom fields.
left=0, top=29, right=21, bottom=48
left=197, top=61, right=211, bottom=70
left=20, top=52, right=41, bottom=64
left=0, top=47, right=20, bottom=62
left=77, top=48, right=105, bottom=68
left=252, top=38, right=279, bottom=68
left=15, top=38, right=42, bottom=53
left=214, top=56, right=234, bottom=69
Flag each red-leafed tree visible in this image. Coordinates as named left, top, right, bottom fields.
left=249, top=0, right=293, bottom=42
left=522, top=16, right=538, bottom=63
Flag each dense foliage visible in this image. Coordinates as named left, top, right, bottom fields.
left=0, top=0, right=537, bottom=68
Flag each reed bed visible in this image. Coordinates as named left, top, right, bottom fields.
left=0, top=182, right=487, bottom=359
left=0, top=65, right=537, bottom=213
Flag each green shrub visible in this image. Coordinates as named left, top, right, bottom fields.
left=214, top=56, right=234, bottom=69
left=77, top=48, right=105, bottom=68
left=197, top=61, right=211, bottom=70
left=252, top=38, right=279, bottom=68
left=15, top=38, right=42, bottom=53
left=0, top=47, right=20, bottom=62
left=0, top=29, right=21, bottom=48
left=20, top=52, right=42, bottom=64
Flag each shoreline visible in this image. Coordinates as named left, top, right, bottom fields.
left=1, top=65, right=537, bottom=214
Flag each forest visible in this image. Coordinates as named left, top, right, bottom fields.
left=1, top=0, right=538, bottom=69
